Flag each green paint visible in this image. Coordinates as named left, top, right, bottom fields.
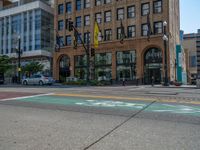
left=17, top=96, right=200, bottom=117
left=18, top=96, right=89, bottom=106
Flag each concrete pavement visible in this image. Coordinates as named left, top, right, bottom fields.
left=0, top=86, right=200, bottom=150
left=0, top=102, right=199, bottom=150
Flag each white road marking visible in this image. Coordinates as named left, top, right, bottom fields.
left=128, top=87, right=145, bottom=91
left=76, top=99, right=146, bottom=108
left=0, top=93, right=55, bottom=102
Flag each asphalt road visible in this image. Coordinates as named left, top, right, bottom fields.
left=0, top=86, right=200, bottom=150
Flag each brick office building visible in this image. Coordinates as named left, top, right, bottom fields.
left=53, top=0, right=180, bottom=84
left=183, top=29, right=200, bottom=83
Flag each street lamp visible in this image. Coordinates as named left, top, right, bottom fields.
left=163, top=21, right=169, bottom=86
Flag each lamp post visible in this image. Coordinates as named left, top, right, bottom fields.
left=17, top=35, right=21, bottom=84
left=162, top=21, right=169, bottom=86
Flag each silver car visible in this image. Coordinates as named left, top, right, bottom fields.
left=22, top=74, right=54, bottom=85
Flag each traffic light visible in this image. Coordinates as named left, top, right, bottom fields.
left=91, top=48, right=95, bottom=57
left=69, top=21, right=73, bottom=31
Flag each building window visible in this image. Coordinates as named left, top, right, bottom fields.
left=66, top=2, right=72, bottom=14
left=95, top=13, right=102, bottom=24
left=59, top=36, right=64, bottom=47
left=76, top=16, right=81, bottom=28
left=104, top=0, right=111, bottom=4
left=76, top=0, right=82, bottom=11
left=84, top=32, right=90, bottom=43
left=117, top=8, right=124, bottom=20
left=127, top=5, right=135, bottom=18
left=95, top=53, right=112, bottom=81
left=84, top=0, right=90, bottom=8
left=77, top=33, right=82, bottom=44
left=95, top=0, right=101, bottom=6
left=141, top=3, right=150, bottom=16
left=84, top=15, right=90, bottom=26
left=154, top=21, right=163, bottom=34
left=190, top=56, right=197, bottom=67
left=58, top=4, right=64, bottom=15
left=127, top=25, right=136, bottom=38
left=117, top=27, right=122, bottom=40
left=66, top=35, right=72, bottom=46
left=116, top=50, right=136, bottom=81
left=141, top=24, right=148, bottom=36
left=104, top=29, right=112, bottom=41
left=154, top=0, right=162, bottom=13
left=75, top=55, right=87, bottom=80
left=58, top=20, right=64, bottom=30
left=104, top=11, right=111, bottom=22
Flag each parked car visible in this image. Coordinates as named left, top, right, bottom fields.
left=22, top=74, right=54, bottom=85
left=0, top=73, right=4, bottom=84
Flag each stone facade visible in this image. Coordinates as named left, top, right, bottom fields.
left=53, top=0, right=180, bottom=84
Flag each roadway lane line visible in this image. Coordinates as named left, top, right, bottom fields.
left=0, top=93, right=55, bottom=101
left=53, top=93, right=200, bottom=105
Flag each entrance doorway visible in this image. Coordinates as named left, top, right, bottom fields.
left=144, top=48, right=162, bottom=84
left=59, top=55, right=70, bottom=82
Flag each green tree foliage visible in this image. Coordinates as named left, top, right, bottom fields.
left=0, top=55, right=12, bottom=73
left=22, top=62, right=44, bottom=76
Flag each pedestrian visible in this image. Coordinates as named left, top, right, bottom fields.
left=151, top=76, right=154, bottom=87
left=136, top=77, right=139, bottom=86
left=122, top=77, right=125, bottom=86
left=110, top=78, right=113, bottom=85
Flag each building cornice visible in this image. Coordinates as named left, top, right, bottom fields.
left=0, top=1, right=53, bottom=18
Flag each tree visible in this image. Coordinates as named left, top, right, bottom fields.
left=22, top=62, right=44, bottom=76
left=0, top=55, right=12, bottom=73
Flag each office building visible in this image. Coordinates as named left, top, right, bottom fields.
left=53, top=0, right=180, bottom=84
left=183, top=29, right=200, bottom=84
left=0, top=0, right=54, bottom=74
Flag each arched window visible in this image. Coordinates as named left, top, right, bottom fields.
left=144, top=48, right=162, bottom=84
left=59, top=55, right=70, bottom=82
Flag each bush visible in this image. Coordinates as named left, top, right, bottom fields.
left=64, top=80, right=87, bottom=85
left=89, top=80, right=99, bottom=86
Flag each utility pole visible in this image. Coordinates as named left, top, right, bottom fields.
left=67, top=20, right=90, bottom=84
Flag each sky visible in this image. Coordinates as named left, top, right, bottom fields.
left=180, top=0, right=200, bottom=34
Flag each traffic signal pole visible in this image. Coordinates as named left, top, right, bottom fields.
left=67, top=20, right=90, bottom=84
left=86, top=30, right=90, bottom=84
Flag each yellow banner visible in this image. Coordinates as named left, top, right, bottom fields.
left=94, top=21, right=100, bottom=48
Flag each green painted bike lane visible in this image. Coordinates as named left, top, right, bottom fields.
left=17, top=95, right=200, bottom=117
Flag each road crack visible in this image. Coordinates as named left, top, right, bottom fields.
left=83, top=100, right=156, bottom=150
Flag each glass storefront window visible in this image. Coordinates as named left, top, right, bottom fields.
left=117, top=50, right=136, bottom=65
left=74, top=55, right=87, bottom=80
left=75, top=68, right=87, bottom=80
left=116, top=50, right=136, bottom=81
left=95, top=52, right=112, bottom=81
left=95, top=53, right=112, bottom=66
left=75, top=55, right=87, bottom=67
left=117, top=65, right=136, bottom=81
left=95, top=67, right=112, bottom=81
